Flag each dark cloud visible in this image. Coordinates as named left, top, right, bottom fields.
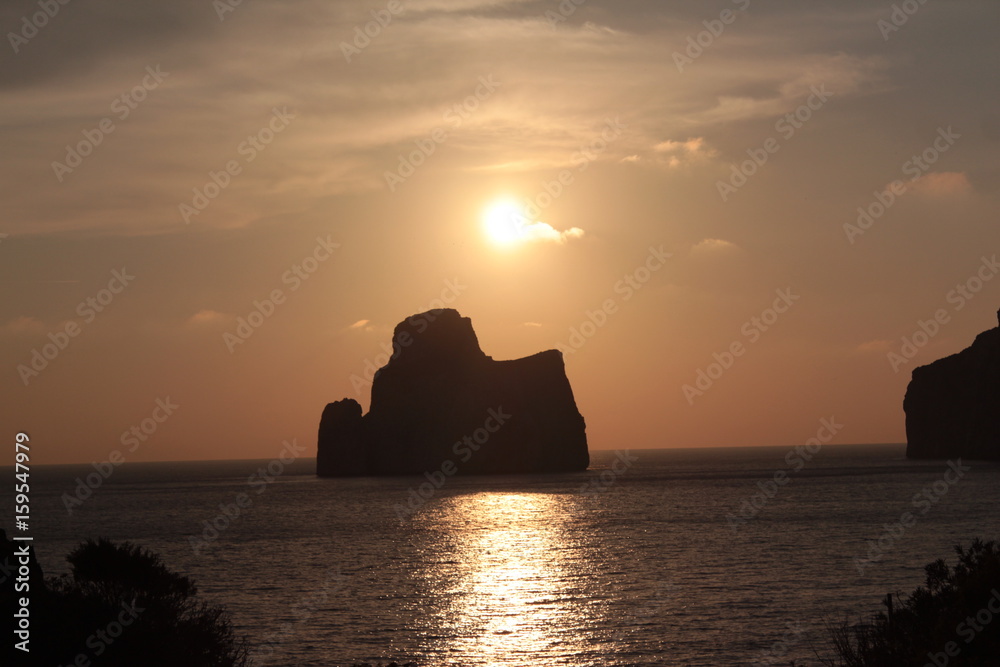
left=0, top=0, right=218, bottom=89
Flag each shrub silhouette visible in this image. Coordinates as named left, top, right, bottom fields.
left=829, top=539, right=1000, bottom=666
left=65, top=537, right=196, bottom=602
left=12, top=537, right=251, bottom=667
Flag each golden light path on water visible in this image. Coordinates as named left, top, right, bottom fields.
left=416, top=491, right=598, bottom=663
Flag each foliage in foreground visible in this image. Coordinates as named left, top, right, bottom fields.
left=12, top=537, right=251, bottom=667
left=829, top=539, right=1000, bottom=666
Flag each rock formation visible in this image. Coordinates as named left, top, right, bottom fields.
left=904, top=310, right=1000, bottom=459
left=317, top=309, right=589, bottom=476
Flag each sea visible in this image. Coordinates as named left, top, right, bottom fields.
left=5, top=444, right=999, bottom=666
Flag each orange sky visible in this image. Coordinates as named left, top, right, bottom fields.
left=2, top=0, right=999, bottom=464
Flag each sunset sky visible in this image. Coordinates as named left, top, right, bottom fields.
left=2, top=0, right=998, bottom=464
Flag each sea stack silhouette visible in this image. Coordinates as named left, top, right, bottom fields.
left=904, top=309, right=1000, bottom=460
left=317, top=309, right=589, bottom=476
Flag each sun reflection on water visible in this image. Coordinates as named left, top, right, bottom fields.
left=417, top=491, right=595, bottom=663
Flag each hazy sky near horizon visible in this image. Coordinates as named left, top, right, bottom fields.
left=2, top=0, right=998, bottom=464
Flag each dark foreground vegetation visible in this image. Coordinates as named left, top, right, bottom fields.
left=828, top=539, right=1000, bottom=666
left=3, top=534, right=250, bottom=666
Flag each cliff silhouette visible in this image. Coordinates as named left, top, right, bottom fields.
left=904, top=309, right=1000, bottom=459
left=317, top=309, right=589, bottom=476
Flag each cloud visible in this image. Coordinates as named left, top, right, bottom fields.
left=518, top=221, right=585, bottom=244
left=488, top=201, right=585, bottom=245
left=0, top=316, right=47, bottom=336
left=348, top=319, right=375, bottom=332
left=689, top=53, right=887, bottom=126
left=186, top=309, right=228, bottom=326
left=691, top=238, right=740, bottom=255
left=0, top=1, right=976, bottom=236
left=634, top=137, right=718, bottom=168
left=0, top=1, right=217, bottom=91
left=345, top=319, right=377, bottom=332
left=907, top=172, right=972, bottom=197
left=523, top=321, right=542, bottom=327
left=655, top=137, right=710, bottom=154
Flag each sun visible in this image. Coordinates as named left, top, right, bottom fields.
left=483, top=200, right=528, bottom=246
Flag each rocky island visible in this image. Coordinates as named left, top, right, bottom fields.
left=317, top=309, right=589, bottom=476
left=904, top=310, right=1000, bottom=460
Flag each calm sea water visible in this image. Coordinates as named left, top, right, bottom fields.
left=6, top=444, right=1000, bottom=666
